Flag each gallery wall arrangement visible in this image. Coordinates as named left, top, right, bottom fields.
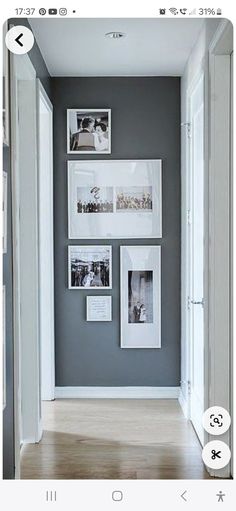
left=67, top=125, right=162, bottom=348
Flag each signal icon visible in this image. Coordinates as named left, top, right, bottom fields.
left=169, top=8, right=178, bottom=15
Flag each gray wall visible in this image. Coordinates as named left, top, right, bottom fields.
left=3, top=146, right=14, bottom=479
left=53, top=77, right=181, bottom=387
left=3, top=18, right=52, bottom=479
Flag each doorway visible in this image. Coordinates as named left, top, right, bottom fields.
left=11, top=54, right=54, bottom=477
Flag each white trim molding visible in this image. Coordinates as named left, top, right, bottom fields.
left=178, top=389, right=189, bottom=418
left=55, top=386, right=180, bottom=399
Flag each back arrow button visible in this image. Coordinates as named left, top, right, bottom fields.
left=15, top=33, right=24, bottom=47
left=181, top=490, right=187, bottom=502
left=5, top=26, right=34, bottom=55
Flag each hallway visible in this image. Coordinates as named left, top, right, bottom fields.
left=20, top=399, right=210, bottom=479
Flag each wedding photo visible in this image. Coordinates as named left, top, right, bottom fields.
left=68, top=245, right=112, bottom=289
left=67, top=109, right=111, bottom=154
left=68, top=160, right=162, bottom=239
left=77, top=186, right=113, bottom=213
left=116, top=186, right=153, bottom=212
left=128, top=270, right=153, bottom=324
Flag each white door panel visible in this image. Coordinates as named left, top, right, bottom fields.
left=189, top=74, right=204, bottom=445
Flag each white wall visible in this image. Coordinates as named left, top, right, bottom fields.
left=180, top=19, right=221, bottom=409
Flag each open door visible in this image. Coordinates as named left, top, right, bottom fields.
left=188, top=73, right=205, bottom=445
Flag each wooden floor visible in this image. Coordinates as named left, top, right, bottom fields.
left=20, top=399, right=211, bottom=479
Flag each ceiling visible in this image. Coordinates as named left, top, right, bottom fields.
left=29, top=18, right=204, bottom=77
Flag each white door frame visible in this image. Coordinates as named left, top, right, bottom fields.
left=37, top=80, right=55, bottom=401
left=207, top=19, right=233, bottom=478
left=182, top=68, right=207, bottom=424
left=187, top=71, right=205, bottom=445
left=10, top=53, right=42, bottom=477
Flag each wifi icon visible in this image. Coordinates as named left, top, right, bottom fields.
left=169, top=8, right=178, bottom=15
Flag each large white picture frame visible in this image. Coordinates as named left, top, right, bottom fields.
left=68, top=160, right=162, bottom=239
left=68, top=245, right=112, bottom=289
left=120, top=246, right=161, bottom=348
left=67, top=109, right=111, bottom=154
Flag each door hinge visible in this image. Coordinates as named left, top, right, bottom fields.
left=187, top=209, right=191, bottom=225
left=187, top=381, right=191, bottom=395
left=187, top=295, right=191, bottom=310
left=181, top=121, right=191, bottom=138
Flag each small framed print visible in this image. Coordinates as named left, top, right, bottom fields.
left=68, top=159, right=162, bottom=239
left=68, top=245, right=112, bottom=289
left=120, top=245, right=161, bottom=348
left=3, top=172, right=7, bottom=254
left=67, top=109, right=111, bottom=154
left=86, top=296, right=112, bottom=322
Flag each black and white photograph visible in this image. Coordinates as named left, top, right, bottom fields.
left=67, top=109, right=111, bottom=154
left=68, top=160, right=162, bottom=238
left=120, top=246, right=161, bottom=348
left=77, top=186, right=113, bottom=213
left=116, top=186, right=152, bottom=212
left=128, top=270, right=153, bottom=324
left=68, top=245, right=112, bottom=289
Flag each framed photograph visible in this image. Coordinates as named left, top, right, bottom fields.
left=68, top=160, right=162, bottom=239
left=3, top=22, right=9, bottom=146
left=3, top=286, right=6, bottom=410
left=67, top=109, right=111, bottom=154
left=68, top=245, right=112, bottom=289
left=86, top=296, right=112, bottom=322
left=120, top=246, right=161, bottom=348
left=3, top=172, right=7, bottom=254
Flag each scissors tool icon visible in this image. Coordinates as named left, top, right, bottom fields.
left=211, top=449, right=221, bottom=460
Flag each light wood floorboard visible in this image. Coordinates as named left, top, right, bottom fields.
left=20, top=399, right=211, bottom=479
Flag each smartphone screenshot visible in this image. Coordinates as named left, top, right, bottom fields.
left=1, top=1, right=235, bottom=509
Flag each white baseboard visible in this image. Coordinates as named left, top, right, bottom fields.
left=178, top=388, right=189, bottom=418
left=55, top=386, right=180, bottom=399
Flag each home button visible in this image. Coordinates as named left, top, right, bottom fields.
left=112, top=490, right=123, bottom=502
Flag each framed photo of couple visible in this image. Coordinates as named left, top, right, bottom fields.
left=67, top=109, right=111, bottom=154
left=120, top=246, right=161, bottom=349
left=67, top=159, right=162, bottom=239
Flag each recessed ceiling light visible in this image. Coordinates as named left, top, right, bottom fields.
left=105, top=32, right=126, bottom=40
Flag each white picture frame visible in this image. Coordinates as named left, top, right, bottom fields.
left=3, top=22, right=9, bottom=146
left=120, top=245, right=161, bottom=348
left=68, top=159, right=162, bottom=239
left=68, top=245, right=112, bottom=289
left=3, top=171, right=7, bottom=254
left=3, top=285, right=6, bottom=410
left=86, top=296, right=112, bottom=322
left=67, top=109, right=111, bottom=154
